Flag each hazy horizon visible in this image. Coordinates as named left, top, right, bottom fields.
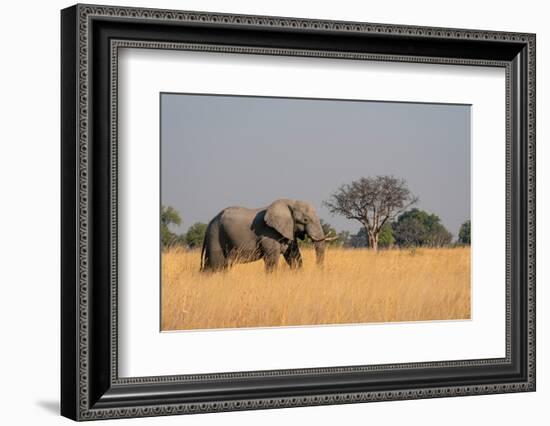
left=161, top=93, right=470, bottom=238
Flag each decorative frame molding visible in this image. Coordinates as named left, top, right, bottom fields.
left=61, top=4, right=535, bottom=421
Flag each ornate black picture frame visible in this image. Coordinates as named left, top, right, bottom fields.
left=61, top=4, right=536, bottom=421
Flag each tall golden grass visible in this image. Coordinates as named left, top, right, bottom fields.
left=161, top=247, right=470, bottom=331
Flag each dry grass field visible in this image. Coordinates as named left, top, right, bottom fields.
left=161, top=247, right=470, bottom=331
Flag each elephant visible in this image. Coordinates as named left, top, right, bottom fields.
left=200, top=199, right=335, bottom=272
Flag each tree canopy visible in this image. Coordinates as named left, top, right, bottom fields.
left=458, top=220, right=471, bottom=245
left=185, top=222, right=208, bottom=248
left=161, top=205, right=182, bottom=248
left=160, top=206, right=208, bottom=250
left=392, top=208, right=452, bottom=248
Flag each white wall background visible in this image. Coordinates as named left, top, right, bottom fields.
left=0, top=0, right=546, bottom=424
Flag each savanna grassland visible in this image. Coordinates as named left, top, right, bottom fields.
left=161, top=247, right=470, bottom=331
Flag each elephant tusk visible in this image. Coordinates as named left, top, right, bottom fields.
left=309, top=230, right=338, bottom=242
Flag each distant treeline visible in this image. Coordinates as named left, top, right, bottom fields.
left=298, top=212, right=470, bottom=249
left=161, top=206, right=207, bottom=249
left=161, top=175, right=471, bottom=250
left=161, top=205, right=470, bottom=250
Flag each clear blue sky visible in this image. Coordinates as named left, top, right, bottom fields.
left=161, top=93, right=470, bottom=237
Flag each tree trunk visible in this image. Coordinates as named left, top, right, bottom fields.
left=367, top=230, right=378, bottom=252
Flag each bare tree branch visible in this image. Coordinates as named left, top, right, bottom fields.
left=324, top=175, right=418, bottom=251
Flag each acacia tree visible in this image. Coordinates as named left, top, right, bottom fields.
left=324, top=176, right=417, bottom=251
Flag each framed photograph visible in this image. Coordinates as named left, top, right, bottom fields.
left=61, top=4, right=536, bottom=421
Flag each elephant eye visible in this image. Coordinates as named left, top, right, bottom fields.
left=303, top=217, right=308, bottom=223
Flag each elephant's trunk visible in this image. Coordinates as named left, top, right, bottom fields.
left=313, top=240, right=326, bottom=266
left=306, top=220, right=327, bottom=266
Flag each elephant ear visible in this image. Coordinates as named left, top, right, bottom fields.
left=264, top=200, right=294, bottom=240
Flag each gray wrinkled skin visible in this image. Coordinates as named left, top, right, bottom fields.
left=200, top=199, right=327, bottom=272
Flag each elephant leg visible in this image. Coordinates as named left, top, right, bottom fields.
left=261, top=238, right=281, bottom=273
left=202, top=220, right=227, bottom=272
left=283, top=240, right=303, bottom=269
left=205, top=248, right=226, bottom=272
left=263, top=254, right=279, bottom=273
